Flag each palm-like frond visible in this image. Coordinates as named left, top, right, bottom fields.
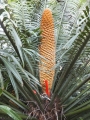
left=0, top=1, right=41, bottom=100
left=48, top=0, right=89, bottom=63
left=51, top=4, right=90, bottom=119
left=7, top=0, right=46, bottom=78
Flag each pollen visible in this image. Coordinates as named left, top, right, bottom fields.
left=39, top=8, right=55, bottom=93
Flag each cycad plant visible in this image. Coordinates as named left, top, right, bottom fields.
left=0, top=0, right=90, bottom=120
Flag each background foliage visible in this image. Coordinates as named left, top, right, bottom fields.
left=0, top=0, right=90, bottom=120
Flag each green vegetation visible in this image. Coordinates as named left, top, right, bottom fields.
left=0, top=0, right=90, bottom=120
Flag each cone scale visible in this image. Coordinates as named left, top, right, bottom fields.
left=39, top=8, right=55, bottom=94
